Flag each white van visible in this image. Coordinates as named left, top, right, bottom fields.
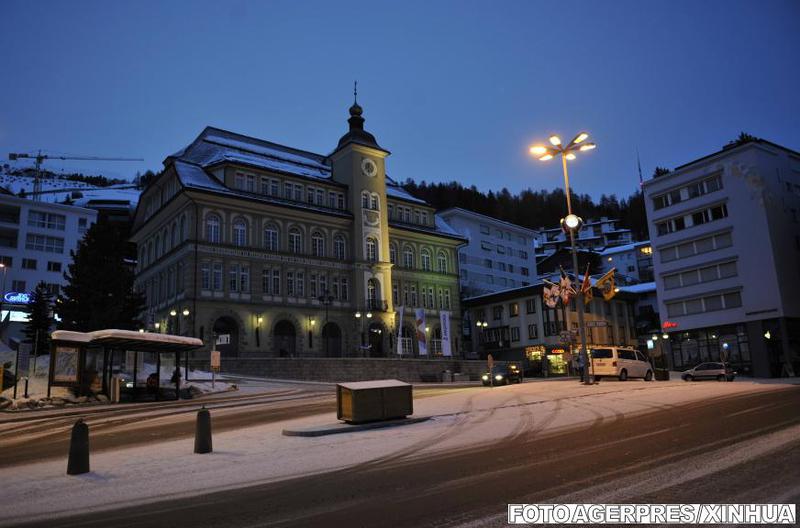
left=590, top=347, right=653, bottom=381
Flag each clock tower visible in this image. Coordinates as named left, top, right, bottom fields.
left=330, top=96, right=394, bottom=320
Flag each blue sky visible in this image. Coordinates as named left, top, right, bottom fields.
left=1, top=0, right=798, bottom=199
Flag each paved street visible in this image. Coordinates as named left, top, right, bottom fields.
left=3, top=378, right=799, bottom=528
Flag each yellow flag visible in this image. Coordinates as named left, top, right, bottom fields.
left=596, top=268, right=617, bottom=301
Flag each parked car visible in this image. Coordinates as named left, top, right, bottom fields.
left=682, top=362, right=736, bottom=382
left=481, top=364, right=523, bottom=386
left=590, top=347, right=653, bottom=382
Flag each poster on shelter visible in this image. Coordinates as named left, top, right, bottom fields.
left=53, top=346, right=79, bottom=383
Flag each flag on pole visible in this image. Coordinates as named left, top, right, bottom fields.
left=596, top=267, right=617, bottom=301
left=396, top=306, right=404, bottom=355
left=559, top=266, right=576, bottom=304
left=543, top=281, right=560, bottom=308
left=415, top=308, right=427, bottom=356
left=580, top=264, right=593, bottom=304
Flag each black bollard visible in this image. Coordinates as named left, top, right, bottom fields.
left=194, top=405, right=212, bottom=454
left=67, top=419, right=90, bottom=475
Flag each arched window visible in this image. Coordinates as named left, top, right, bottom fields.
left=232, top=218, right=248, bottom=247
left=361, top=191, right=370, bottom=209
left=421, top=249, right=431, bottom=271
left=334, top=235, right=346, bottom=260
left=205, top=214, right=221, bottom=243
left=367, top=278, right=379, bottom=309
left=437, top=252, right=448, bottom=274
left=403, top=246, right=414, bottom=269
left=289, top=228, right=303, bottom=254
left=365, top=237, right=378, bottom=262
left=370, top=193, right=379, bottom=210
left=263, top=224, right=279, bottom=251
left=389, top=243, right=398, bottom=264
left=311, top=231, right=325, bottom=257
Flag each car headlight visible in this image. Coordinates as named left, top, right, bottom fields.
left=495, top=374, right=503, bottom=381
left=481, top=375, right=489, bottom=381
left=125, top=382, right=134, bottom=388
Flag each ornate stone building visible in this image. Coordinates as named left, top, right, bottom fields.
left=131, top=101, right=465, bottom=358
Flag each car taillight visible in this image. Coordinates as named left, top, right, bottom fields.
left=612, top=361, right=617, bottom=367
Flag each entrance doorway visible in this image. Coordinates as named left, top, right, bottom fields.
left=274, top=320, right=296, bottom=357
left=212, top=317, right=239, bottom=357
left=322, top=322, right=342, bottom=357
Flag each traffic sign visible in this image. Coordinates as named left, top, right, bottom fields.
left=216, top=334, right=230, bottom=345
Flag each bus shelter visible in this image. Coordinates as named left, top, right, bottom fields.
left=48, top=329, right=203, bottom=402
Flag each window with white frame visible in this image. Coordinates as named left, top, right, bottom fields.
left=334, top=235, right=346, bottom=260
left=420, top=249, right=431, bottom=271
left=389, top=243, right=397, bottom=264
left=437, top=252, right=447, bottom=273
left=205, top=214, right=221, bottom=243
left=289, top=228, right=303, bottom=254
left=403, top=247, right=414, bottom=268
left=366, top=237, right=378, bottom=262
left=232, top=218, right=248, bottom=246
left=312, top=232, right=325, bottom=257
left=264, top=225, right=279, bottom=251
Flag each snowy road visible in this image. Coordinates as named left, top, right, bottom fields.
left=2, top=378, right=799, bottom=527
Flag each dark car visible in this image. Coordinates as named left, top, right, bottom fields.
left=682, top=362, right=736, bottom=382
left=481, top=364, right=523, bottom=386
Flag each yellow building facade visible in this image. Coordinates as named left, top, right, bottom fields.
left=131, top=102, right=465, bottom=358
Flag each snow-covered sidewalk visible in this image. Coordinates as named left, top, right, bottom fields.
left=1, top=378, right=796, bottom=526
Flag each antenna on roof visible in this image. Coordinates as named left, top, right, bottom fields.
left=353, top=80, right=358, bottom=104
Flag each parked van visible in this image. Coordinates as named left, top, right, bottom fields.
left=590, top=347, right=653, bottom=381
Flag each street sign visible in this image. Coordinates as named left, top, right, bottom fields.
left=216, top=334, right=230, bottom=345
left=210, top=350, right=221, bottom=372
left=17, top=344, right=31, bottom=377
left=586, top=321, right=609, bottom=328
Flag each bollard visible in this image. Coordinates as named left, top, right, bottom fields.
left=67, top=419, right=90, bottom=475
left=194, top=405, right=212, bottom=454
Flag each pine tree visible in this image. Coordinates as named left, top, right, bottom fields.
left=57, top=221, right=145, bottom=331
left=23, top=281, right=53, bottom=356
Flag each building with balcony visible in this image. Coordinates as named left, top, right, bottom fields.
left=131, top=101, right=465, bottom=359
left=0, top=191, right=97, bottom=343
left=643, top=137, right=800, bottom=377
left=534, top=216, right=633, bottom=257
left=436, top=208, right=537, bottom=297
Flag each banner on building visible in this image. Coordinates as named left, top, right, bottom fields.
left=440, top=311, right=452, bottom=357
left=396, top=306, right=404, bottom=355
left=415, top=308, right=427, bottom=356
left=543, top=281, right=560, bottom=308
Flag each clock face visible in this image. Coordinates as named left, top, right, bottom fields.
left=361, top=158, right=378, bottom=177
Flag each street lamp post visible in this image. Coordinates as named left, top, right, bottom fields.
left=530, top=132, right=597, bottom=385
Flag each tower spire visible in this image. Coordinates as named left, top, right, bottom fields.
left=354, top=80, right=358, bottom=104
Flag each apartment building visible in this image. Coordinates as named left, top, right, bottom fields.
left=643, top=138, right=800, bottom=377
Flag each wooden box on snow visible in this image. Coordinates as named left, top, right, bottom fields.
left=336, top=379, right=413, bottom=424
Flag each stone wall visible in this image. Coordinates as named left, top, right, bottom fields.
left=190, top=357, right=499, bottom=383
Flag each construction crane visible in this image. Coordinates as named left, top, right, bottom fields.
left=8, top=150, right=143, bottom=201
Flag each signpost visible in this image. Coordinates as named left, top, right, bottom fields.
left=210, top=350, right=221, bottom=388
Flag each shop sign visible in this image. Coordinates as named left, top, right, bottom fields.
left=662, top=321, right=679, bottom=329
left=3, top=292, right=30, bottom=304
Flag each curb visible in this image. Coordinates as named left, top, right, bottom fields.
left=282, top=416, right=432, bottom=437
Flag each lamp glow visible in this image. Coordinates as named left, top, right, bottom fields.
left=565, top=153, right=576, bottom=161
left=355, top=312, right=361, bottom=319
left=182, top=308, right=190, bottom=316
left=564, top=214, right=581, bottom=229
left=169, top=309, right=177, bottom=317
left=579, top=143, right=597, bottom=151
left=549, top=135, right=562, bottom=146
left=529, top=145, right=548, bottom=156
left=539, top=154, right=554, bottom=161
left=573, top=132, right=589, bottom=144
left=366, top=312, right=373, bottom=318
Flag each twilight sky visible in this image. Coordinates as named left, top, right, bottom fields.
left=1, top=0, right=798, bottom=200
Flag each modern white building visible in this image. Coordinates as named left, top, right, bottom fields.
left=643, top=138, right=800, bottom=377
left=535, top=217, right=633, bottom=256
left=436, top=207, right=537, bottom=297
left=599, top=241, right=654, bottom=284
left=0, top=191, right=97, bottom=342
